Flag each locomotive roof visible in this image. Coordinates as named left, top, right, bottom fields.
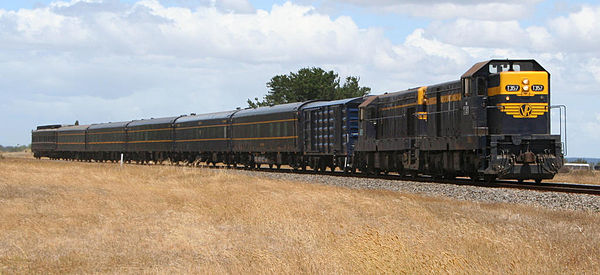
left=88, top=121, right=131, bottom=130
left=301, top=97, right=364, bottom=109
left=358, top=89, right=418, bottom=108
left=175, top=110, right=238, bottom=124
left=32, top=128, right=58, bottom=133
left=36, top=124, right=62, bottom=130
left=58, top=124, right=91, bottom=132
left=128, top=116, right=180, bottom=127
left=461, top=59, right=546, bottom=78
left=376, top=87, right=419, bottom=100
left=233, top=101, right=309, bottom=118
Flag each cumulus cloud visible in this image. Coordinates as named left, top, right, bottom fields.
left=322, top=0, right=543, bottom=20
left=549, top=5, right=600, bottom=52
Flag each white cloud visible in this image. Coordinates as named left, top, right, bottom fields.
left=576, top=112, right=600, bottom=147
left=549, top=5, right=600, bottom=52
left=321, top=0, right=543, bottom=20
left=217, top=0, right=255, bottom=13
left=426, top=19, right=529, bottom=48
left=588, top=58, right=600, bottom=84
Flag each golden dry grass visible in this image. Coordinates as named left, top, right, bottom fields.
left=1, top=156, right=599, bottom=273
left=551, top=170, right=600, bottom=185
left=0, top=151, right=32, bottom=159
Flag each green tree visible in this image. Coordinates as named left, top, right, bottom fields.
left=247, top=67, right=370, bottom=108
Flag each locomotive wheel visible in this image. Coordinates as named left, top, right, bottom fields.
left=535, top=178, right=543, bottom=184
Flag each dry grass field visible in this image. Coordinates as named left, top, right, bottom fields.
left=551, top=170, right=600, bottom=185
left=1, top=155, right=599, bottom=273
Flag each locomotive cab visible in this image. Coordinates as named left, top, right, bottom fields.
left=462, top=60, right=563, bottom=182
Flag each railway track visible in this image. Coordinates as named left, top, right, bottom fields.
left=489, top=181, right=600, bottom=196
left=247, top=166, right=600, bottom=196
left=46, top=157, right=600, bottom=196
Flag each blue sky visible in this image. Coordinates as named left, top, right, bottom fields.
left=1, top=0, right=600, bottom=157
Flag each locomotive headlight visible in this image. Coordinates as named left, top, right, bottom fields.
left=523, top=85, right=529, bottom=91
left=522, top=79, right=529, bottom=85
left=505, top=96, right=510, bottom=101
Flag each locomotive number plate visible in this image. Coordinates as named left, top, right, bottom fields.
left=531, top=85, right=544, bottom=91
left=505, top=85, right=520, bottom=92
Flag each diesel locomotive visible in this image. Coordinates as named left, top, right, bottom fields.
left=31, top=59, right=564, bottom=183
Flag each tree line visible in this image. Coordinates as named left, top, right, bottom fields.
left=0, top=144, right=30, bottom=152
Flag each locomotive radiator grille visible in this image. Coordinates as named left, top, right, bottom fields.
left=496, top=102, right=548, bottom=118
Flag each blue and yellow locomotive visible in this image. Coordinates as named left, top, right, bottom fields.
left=356, top=59, right=563, bottom=182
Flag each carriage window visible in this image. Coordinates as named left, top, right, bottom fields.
left=369, top=107, right=377, bottom=118
left=512, top=62, right=534, bottom=71
left=462, top=78, right=470, bottom=97
left=489, top=61, right=535, bottom=73
left=489, top=63, right=510, bottom=73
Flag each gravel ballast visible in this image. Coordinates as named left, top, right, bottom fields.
left=230, top=169, right=600, bottom=212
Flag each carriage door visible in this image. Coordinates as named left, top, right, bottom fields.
left=364, top=106, right=378, bottom=139
left=462, top=77, right=488, bottom=136
left=473, top=77, right=488, bottom=136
